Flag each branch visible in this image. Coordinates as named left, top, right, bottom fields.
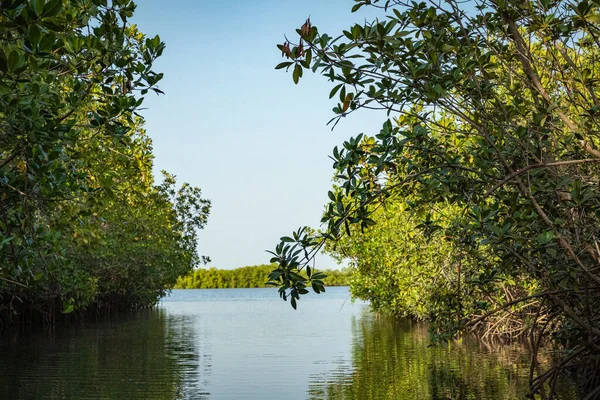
left=0, top=276, right=28, bottom=288
left=55, top=82, right=94, bottom=123
left=467, top=291, right=560, bottom=328
left=485, top=159, right=600, bottom=198
left=506, top=19, right=600, bottom=159
left=0, top=149, right=20, bottom=170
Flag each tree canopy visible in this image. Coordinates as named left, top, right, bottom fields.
left=0, top=0, right=210, bottom=322
left=269, top=0, right=600, bottom=397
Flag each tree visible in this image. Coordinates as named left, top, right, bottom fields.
left=1, top=0, right=163, bottom=287
left=1, top=0, right=210, bottom=322
left=269, top=0, right=600, bottom=396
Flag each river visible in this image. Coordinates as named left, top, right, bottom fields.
left=0, top=287, right=577, bottom=399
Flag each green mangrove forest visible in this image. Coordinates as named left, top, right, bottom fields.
left=3, top=0, right=600, bottom=398
left=267, top=0, right=600, bottom=398
left=174, top=264, right=351, bottom=289
left=0, top=0, right=210, bottom=323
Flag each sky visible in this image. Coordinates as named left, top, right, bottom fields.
left=131, top=0, right=386, bottom=270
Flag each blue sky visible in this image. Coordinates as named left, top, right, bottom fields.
left=132, top=0, right=386, bottom=270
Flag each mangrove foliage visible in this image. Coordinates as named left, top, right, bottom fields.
left=175, top=264, right=351, bottom=289
left=0, top=0, right=210, bottom=324
left=268, top=0, right=600, bottom=397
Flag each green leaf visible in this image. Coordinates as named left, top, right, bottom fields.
left=0, top=236, right=15, bottom=248
left=351, top=3, right=364, bottom=12
left=312, top=272, right=327, bottom=280
left=151, top=35, right=161, bottom=49
left=43, top=0, right=63, bottom=17
left=0, top=81, right=10, bottom=95
left=586, top=14, right=600, bottom=23
left=62, top=302, right=74, bottom=314
left=268, top=271, right=282, bottom=281
left=288, top=271, right=306, bottom=282
left=39, top=33, right=56, bottom=51
left=536, top=231, right=555, bottom=245
left=314, top=282, right=326, bottom=293
left=312, top=282, right=321, bottom=293
left=293, top=64, right=302, bottom=84
left=329, top=84, right=343, bottom=99
left=305, top=49, right=312, bottom=65
left=31, top=0, right=45, bottom=15
left=29, top=24, right=42, bottom=49
left=275, top=61, right=293, bottom=70
left=7, top=50, right=24, bottom=72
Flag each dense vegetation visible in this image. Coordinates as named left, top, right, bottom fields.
left=325, top=200, right=474, bottom=322
left=175, top=264, right=351, bottom=289
left=0, top=0, right=210, bottom=324
left=268, top=0, right=600, bottom=397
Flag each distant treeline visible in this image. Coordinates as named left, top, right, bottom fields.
left=174, top=264, right=351, bottom=289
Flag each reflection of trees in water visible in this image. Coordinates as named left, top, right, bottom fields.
left=307, top=315, right=576, bottom=400
left=0, top=309, right=210, bottom=400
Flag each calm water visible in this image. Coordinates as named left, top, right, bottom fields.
left=0, top=287, right=576, bottom=399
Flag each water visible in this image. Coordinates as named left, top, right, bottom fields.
left=0, top=287, right=576, bottom=399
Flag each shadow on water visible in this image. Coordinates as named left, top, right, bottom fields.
left=0, top=309, right=209, bottom=400
left=307, top=314, right=577, bottom=400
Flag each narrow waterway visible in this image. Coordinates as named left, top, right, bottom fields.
left=0, top=287, right=577, bottom=399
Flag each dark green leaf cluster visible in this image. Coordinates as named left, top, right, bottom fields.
left=266, top=228, right=331, bottom=309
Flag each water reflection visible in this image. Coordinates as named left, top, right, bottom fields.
left=0, top=309, right=207, bottom=400
left=307, top=315, right=565, bottom=400
left=0, top=289, right=577, bottom=399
